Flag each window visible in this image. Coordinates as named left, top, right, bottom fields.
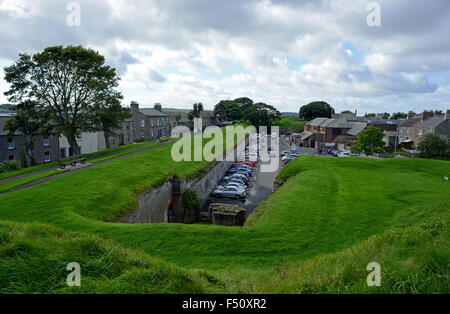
left=140, top=130, right=145, bottom=138
left=7, top=137, right=14, bottom=149
left=151, top=130, right=154, bottom=138
left=8, top=154, right=15, bottom=161
left=332, top=128, right=342, bottom=136
left=406, top=128, right=409, bottom=134
left=418, top=128, right=423, bottom=136
left=44, top=151, right=50, bottom=162
left=77, top=134, right=82, bottom=141
left=141, top=119, right=145, bottom=127
left=151, top=120, right=154, bottom=127
left=60, top=148, right=67, bottom=159
left=44, top=136, right=50, bottom=147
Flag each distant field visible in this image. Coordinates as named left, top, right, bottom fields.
left=0, top=133, right=448, bottom=293
left=273, top=116, right=306, bottom=132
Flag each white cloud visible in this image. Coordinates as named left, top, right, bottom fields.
left=0, top=0, right=449, bottom=113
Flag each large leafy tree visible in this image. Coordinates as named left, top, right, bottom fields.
left=214, top=100, right=242, bottom=121
left=243, top=102, right=281, bottom=130
left=299, top=101, right=334, bottom=121
left=234, top=97, right=253, bottom=112
left=417, top=133, right=449, bottom=159
left=391, top=112, right=407, bottom=120
left=354, top=125, right=385, bottom=156
left=4, top=100, right=49, bottom=166
left=4, top=45, right=123, bottom=156
left=93, top=101, right=131, bottom=149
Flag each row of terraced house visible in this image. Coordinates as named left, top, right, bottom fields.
left=0, top=101, right=217, bottom=165
left=293, top=109, right=450, bottom=152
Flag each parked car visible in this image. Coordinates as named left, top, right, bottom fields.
left=282, top=153, right=299, bottom=161
left=284, top=157, right=295, bottom=164
left=223, top=182, right=247, bottom=191
left=227, top=168, right=251, bottom=176
left=231, top=163, right=253, bottom=170
left=225, top=174, right=249, bottom=183
left=332, top=150, right=341, bottom=156
left=211, top=186, right=247, bottom=199
left=329, top=149, right=337, bottom=155
left=337, top=152, right=351, bottom=157
left=236, top=161, right=256, bottom=167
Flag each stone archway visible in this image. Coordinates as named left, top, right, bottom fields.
left=167, top=200, right=175, bottom=223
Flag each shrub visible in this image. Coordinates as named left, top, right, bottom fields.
left=182, top=189, right=202, bottom=223
left=0, top=160, right=21, bottom=174
left=418, top=134, right=450, bottom=159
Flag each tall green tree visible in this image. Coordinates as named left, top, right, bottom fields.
left=243, top=102, right=281, bottom=130
left=354, top=125, right=385, bottom=156
left=4, top=100, right=48, bottom=166
left=214, top=100, right=242, bottom=121
left=94, top=101, right=131, bottom=149
left=4, top=45, right=123, bottom=156
left=299, top=101, right=334, bottom=121
left=234, top=97, right=253, bottom=112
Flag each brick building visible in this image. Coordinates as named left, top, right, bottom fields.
left=0, top=113, right=60, bottom=164
left=399, top=110, right=450, bottom=147
left=130, top=101, right=171, bottom=141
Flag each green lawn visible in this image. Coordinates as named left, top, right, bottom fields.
left=0, top=132, right=448, bottom=293
left=0, top=169, right=70, bottom=193
left=273, top=116, right=306, bottom=132
left=0, top=141, right=154, bottom=180
left=88, top=141, right=170, bottom=163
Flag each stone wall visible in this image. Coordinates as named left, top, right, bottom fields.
left=122, top=180, right=173, bottom=223
left=122, top=136, right=246, bottom=224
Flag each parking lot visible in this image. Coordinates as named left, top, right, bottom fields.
left=203, top=136, right=289, bottom=216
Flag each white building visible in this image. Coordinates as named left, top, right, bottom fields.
left=59, top=132, right=112, bottom=158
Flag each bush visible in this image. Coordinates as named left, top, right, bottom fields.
left=182, top=189, right=202, bottom=223
left=418, top=134, right=450, bottom=159
left=0, top=160, right=21, bottom=174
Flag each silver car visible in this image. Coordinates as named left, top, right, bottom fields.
left=211, top=186, right=247, bottom=199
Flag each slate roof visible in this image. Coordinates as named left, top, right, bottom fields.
left=347, top=122, right=367, bottom=136
left=414, top=115, right=445, bottom=129
left=139, top=108, right=169, bottom=117
left=399, top=117, right=421, bottom=127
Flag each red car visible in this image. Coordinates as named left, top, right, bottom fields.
left=236, top=161, right=256, bottom=167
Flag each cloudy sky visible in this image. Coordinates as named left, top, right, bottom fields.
left=0, top=0, right=449, bottom=114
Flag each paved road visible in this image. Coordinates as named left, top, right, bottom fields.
left=203, top=137, right=289, bottom=215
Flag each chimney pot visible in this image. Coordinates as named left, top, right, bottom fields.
left=154, top=103, right=162, bottom=111
left=130, top=101, right=139, bottom=111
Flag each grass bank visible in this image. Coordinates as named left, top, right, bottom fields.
left=0, top=134, right=448, bottom=293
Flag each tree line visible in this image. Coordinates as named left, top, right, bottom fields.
left=214, top=97, right=281, bottom=129
left=3, top=46, right=130, bottom=166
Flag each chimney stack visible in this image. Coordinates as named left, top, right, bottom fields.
left=406, top=111, right=414, bottom=119
left=421, top=110, right=433, bottom=121
left=445, top=110, right=450, bottom=120
left=154, top=103, right=162, bottom=112
left=130, top=101, right=139, bottom=111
